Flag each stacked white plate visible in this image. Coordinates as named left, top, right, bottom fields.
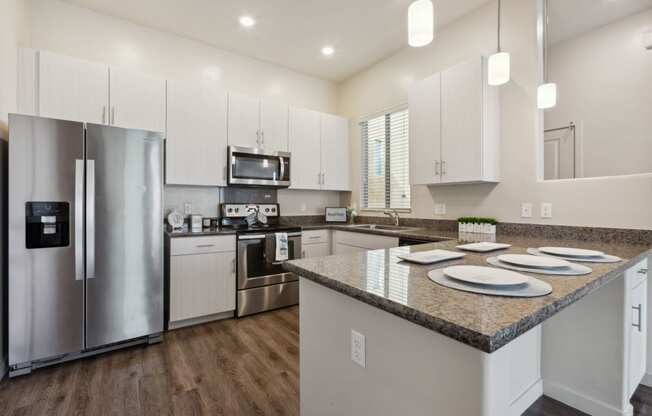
left=487, top=254, right=592, bottom=275
left=527, top=247, right=622, bottom=263
left=427, top=265, right=552, bottom=297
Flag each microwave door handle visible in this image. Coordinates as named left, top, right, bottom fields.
left=279, top=156, right=285, bottom=181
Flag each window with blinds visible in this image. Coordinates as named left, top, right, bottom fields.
left=360, top=108, right=410, bottom=210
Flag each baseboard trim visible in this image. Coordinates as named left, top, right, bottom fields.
left=544, top=380, right=633, bottom=416
left=511, top=379, right=543, bottom=416
left=168, top=310, right=234, bottom=330
left=641, top=373, right=652, bottom=388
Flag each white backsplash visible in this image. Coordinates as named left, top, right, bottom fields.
left=164, top=186, right=220, bottom=218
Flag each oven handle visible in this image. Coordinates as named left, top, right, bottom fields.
left=238, top=232, right=302, bottom=240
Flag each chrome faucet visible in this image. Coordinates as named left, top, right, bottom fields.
left=384, top=209, right=400, bottom=226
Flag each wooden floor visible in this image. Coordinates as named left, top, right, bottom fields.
left=0, top=306, right=650, bottom=416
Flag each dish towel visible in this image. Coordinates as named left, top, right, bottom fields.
left=275, top=233, right=289, bottom=262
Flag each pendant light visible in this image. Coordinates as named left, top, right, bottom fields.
left=538, top=0, right=557, bottom=109
left=408, top=0, right=434, bottom=47
left=488, top=0, right=510, bottom=86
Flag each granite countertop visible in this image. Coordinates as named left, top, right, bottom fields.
left=283, top=235, right=651, bottom=353
left=297, top=223, right=458, bottom=242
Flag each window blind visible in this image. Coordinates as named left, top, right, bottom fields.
left=360, top=108, right=410, bottom=210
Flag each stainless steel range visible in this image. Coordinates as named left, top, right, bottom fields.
left=220, top=203, right=301, bottom=317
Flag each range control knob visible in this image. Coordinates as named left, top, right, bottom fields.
left=265, top=208, right=270, bottom=213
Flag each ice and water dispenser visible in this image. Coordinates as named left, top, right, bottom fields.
left=25, top=202, right=70, bottom=249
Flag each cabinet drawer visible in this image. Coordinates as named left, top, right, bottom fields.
left=302, top=229, right=331, bottom=245
left=171, top=235, right=236, bottom=256
left=627, top=259, right=648, bottom=290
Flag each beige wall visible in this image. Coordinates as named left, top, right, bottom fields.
left=0, top=0, right=22, bottom=137
left=546, top=8, right=652, bottom=178
left=337, top=0, right=652, bottom=230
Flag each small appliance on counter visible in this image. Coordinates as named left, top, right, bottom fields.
left=325, top=207, right=347, bottom=223
left=219, top=203, right=301, bottom=317
left=167, top=211, right=185, bottom=231
left=190, top=215, right=203, bottom=232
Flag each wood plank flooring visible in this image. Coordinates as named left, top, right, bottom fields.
left=0, top=305, right=650, bottom=416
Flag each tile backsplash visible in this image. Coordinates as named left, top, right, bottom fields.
left=164, top=186, right=220, bottom=218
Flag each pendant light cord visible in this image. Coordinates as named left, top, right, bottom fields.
left=497, top=0, right=502, bottom=52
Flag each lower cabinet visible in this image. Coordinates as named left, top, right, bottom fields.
left=169, top=235, right=236, bottom=327
left=302, top=229, right=332, bottom=258
left=332, top=231, right=398, bottom=254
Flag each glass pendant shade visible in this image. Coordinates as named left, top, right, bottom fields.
left=408, top=0, right=434, bottom=47
left=537, top=82, right=557, bottom=109
left=487, top=52, right=511, bottom=86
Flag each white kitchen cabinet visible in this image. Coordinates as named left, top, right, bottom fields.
left=409, top=72, right=442, bottom=185
left=629, top=278, right=647, bottom=397
left=260, top=98, right=289, bottom=151
left=408, top=56, right=499, bottom=185
left=109, top=67, right=166, bottom=132
left=332, top=231, right=398, bottom=254
left=321, top=114, right=351, bottom=191
left=227, top=92, right=261, bottom=149
left=169, top=236, right=236, bottom=327
left=302, top=229, right=332, bottom=258
left=166, top=79, right=228, bottom=186
left=304, top=243, right=331, bottom=258
left=289, top=106, right=322, bottom=189
left=37, top=50, right=110, bottom=124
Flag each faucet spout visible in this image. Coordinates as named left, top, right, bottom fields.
left=384, top=209, right=400, bottom=226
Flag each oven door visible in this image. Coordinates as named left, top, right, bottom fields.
left=228, top=146, right=291, bottom=187
left=237, top=233, right=301, bottom=290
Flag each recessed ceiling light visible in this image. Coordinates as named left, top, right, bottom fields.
left=239, top=15, right=256, bottom=28
left=321, top=46, right=335, bottom=56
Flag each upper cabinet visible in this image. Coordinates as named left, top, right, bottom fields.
left=409, top=57, right=499, bottom=185
left=289, top=108, right=351, bottom=191
left=109, top=68, right=166, bottom=133
left=166, top=79, right=228, bottom=186
left=228, top=93, right=288, bottom=151
left=38, top=50, right=109, bottom=124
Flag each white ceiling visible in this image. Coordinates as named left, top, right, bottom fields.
left=61, top=0, right=491, bottom=82
left=549, top=0, right=652, bottom=44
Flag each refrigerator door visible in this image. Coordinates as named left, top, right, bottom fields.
left=84, top=124, right=164, bottom=348
left=8, top=114, right=85, bottom=366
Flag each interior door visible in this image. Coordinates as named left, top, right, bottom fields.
left=109, top=67, right=166, bottom=132
left=260, top=98, right=289, bottom=151
left=38, top=50, right=109, bottom=124
left=228, top=92, right=261, bottom=148
left=544, top=127, right=575, bottom=180
left=166, top=79, right=228, bottom=186
left=289, top=106, right=322, bottom=189
left=8, top=115, right=85, bottom=365
left=321, top=114, right=351, bottom=191
left=409, top=72, right=441, bottom=185
left=441, top=58, right=483, bottom=183
left=84, top=124, right=164, bottom=348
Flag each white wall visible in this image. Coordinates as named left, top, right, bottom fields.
left=545, top=8, right=652, bottom=178
left=337, top=0, right=652, bottom=230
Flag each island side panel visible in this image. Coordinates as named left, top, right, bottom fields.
left=300, top=278, right=542, bottom=416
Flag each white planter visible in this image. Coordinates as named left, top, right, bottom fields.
left=473, top=223, right=482, bottom=233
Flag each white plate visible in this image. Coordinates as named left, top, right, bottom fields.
left=487, top=257, right=592, bottom=276
left=397, top=249, right=465, bottom=265
left=526, top=248, right=622, bottom=263
left=539, top=246, right=604, bottom=258
left=443, top=265, right=528, bottom=286
left=456, top=242, right=512, bottom=252
left=428, top=269, right=552, bottom=298
left=497, top=254, right=570, bottom=269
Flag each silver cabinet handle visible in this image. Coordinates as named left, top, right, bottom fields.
left=308, top=236, right=321, bottom=240
left=633, top=304, right=643, bottom=332
left=261, top=130, right=265, bottom=146
left=322, top=172, right=326, bottom=185
left=256, top=130, right=261, bottom=147
left=302, top=250, right=306, bottom=258
left=232, top=258, right=236, bottom=274
left=102, top=106, right=106, bottom=124
left=441, top=160, right=447, bottom=175
left=638, top=269, right=648, bottom=275
left=75, top=160, right=84, bottom=281
left=111, top=106, right=116, bottom=125
left=195, top=244, right=215, bottom=248
left=86, top=159, right=96, bottom=279
left=435, top=161, right=440, bottom=175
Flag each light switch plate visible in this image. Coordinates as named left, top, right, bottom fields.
left=434, top=203, right=446, bottom=215
left=521, top=203, right=533, bottom=218
left=184, top=203, right=192, bottom=216
left=351, top=329, right=366, bottom=368
left=541, top=203, right=553, bottom=218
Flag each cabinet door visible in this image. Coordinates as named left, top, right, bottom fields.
left=260, top=98, right=288, bottom=151
left=303, top=243, right=331, bottom=258
left=38, top=50, right=109, bottom=124
left=629, top=280, right=647, bottom=396
left=166, top=80, right=228, bottom=186
left=289, top=106, right=322, bottom=189
left=409, top=72, right=441, bottom=185
left=228, top=92, right=261, bottom=148
left=321, top=114, right=351, bottom=191
left=109, top=68, right=166, bottom=132
left=441, top=58, right=483, bottom=183
left=333, top=243, right=367, bottom=255
left=170, top=251, right=236, bottom=322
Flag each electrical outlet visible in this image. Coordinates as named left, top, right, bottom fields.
left=541, top=203, right=553, bottom=219
left=521, top=203, right=533, bottom=218
left=434, top=203, right=446, bottom=215
left=184, top=203, right=192, bottom=216
left=351, top=329, right=366, bottom=368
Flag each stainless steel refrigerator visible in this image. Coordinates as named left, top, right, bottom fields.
left=8, top=114, right=164, bottom=377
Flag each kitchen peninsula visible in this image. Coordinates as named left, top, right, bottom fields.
left=284, top=233, right=651, bottom=416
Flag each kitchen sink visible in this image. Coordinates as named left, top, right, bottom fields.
left=346, top=224, right=419, bottom=232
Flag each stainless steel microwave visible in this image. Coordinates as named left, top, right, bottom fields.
left=228, top=146, right=291, bottom=188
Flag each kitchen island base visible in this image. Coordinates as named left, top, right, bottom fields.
left=300, top=278, right=543, bottom=416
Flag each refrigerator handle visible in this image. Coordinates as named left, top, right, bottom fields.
left=86, top=159, right=96, bottom=279
left=75, top=160, right=84, bottom=281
